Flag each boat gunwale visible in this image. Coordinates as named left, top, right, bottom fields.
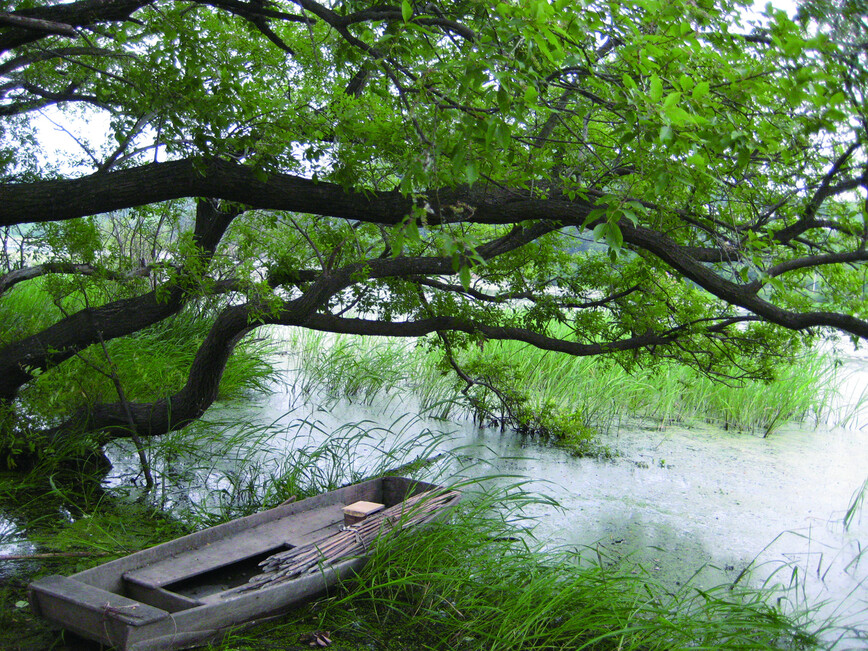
left=28, top=476, right=457, bottom=650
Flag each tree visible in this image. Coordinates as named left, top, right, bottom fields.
left=0, top=0, right=866, bottom=461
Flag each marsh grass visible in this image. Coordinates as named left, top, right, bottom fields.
left=1, top=276, right=277, bottom=434
left=278, top=329, right=850, bottom=452
left=338, top=491, right=818, bottom=650
left=0, top=419, right=454, bottom=649
left=0, top=279, right=65, bottom=347
left=213, top=482, right=823, bottom=651
left=0, top=469, right=195, bottom=650
left=111, top=411, right=455, bottom=526
left=284, top=328, right=462, bottom=418
left=844, top=476, right=868, bottom=531
left=461, top=340, right=847, bottom=437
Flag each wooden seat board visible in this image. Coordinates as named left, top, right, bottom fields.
left=31, top=575, right=169, bottom=626
left=124, top=504, right=344, bottom=588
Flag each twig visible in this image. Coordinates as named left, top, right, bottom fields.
left=60, top=289, right=155, bottom=490
left=91, top=330, right=155, bottom=490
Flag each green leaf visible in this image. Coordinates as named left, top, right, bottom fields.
left=649, top=74, right=663, bottom=102
left=392, top=225, right=405, bottom=256
left=592, top=222, right=607, bottom=242
left=495, top=123, right=511, bottom=148
left=665, top=106, right=691, bottom=126
left=605, top=223, right=623, bottom=250
left=532, top=33, right=555, bottom=63
left=662, top=91, right=682, bottom=109
left=620, top=208, right=639, bottom=226
left=497, top=85, right=511, bottom=114
left=687, top=152, right=707, bottom=169
left=402, top=0, right=412, bottom=22
left=524, top=85, right=539, bottom=104
left=459, top=264, right=471, bottom=290
left=465, top=161, right=479, bottom=185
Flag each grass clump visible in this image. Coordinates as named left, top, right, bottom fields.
left=284, top=329, right=462, bottom=418
left=216, top=484, right=821, bottom=651
left=120, top=411, right=452, bottom=527
left=280, top=329, right=848, bottom=458
left=452, top=339, right=846, bottom=444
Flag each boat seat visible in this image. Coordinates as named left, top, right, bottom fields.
left=123, top=503, right=345, bottom=589
left=30, top=575, right=169, bottom=626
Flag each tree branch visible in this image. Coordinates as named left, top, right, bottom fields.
left=0, top=0, right=152, bottom=53
left=0, top=200, right=241, bottom=402
left=0, top=262, right=150, bottom=297
left=0, top=12, right=76, bottom=36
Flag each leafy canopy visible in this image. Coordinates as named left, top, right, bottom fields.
left=0, top=0, right=866, bottom=446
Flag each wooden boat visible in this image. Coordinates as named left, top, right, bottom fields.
left=29, top=476, right=459, bottom=650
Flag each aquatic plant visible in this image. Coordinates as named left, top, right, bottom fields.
left=457, top=335, right=854, bottom=437
left=114, top=410, right=455, bottom=527
left=844, top=476, right=868, bottom=532
left=282, top=328, right=463, bottom=419
left=211, top=481, right=825, bottom=650
left=278, top=322, right=860, bottom=450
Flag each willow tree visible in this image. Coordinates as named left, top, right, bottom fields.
left=0, top=0, right=865, bottom=459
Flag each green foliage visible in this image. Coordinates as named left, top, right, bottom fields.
left=2, top=0, right=867, bottom=462
left=4, top=281, right=277, bottom=428
left=459, top=336, right=845, bottom=438
left=29, top=312, right=272, bottom=419
left=0, top=280, right=65, bottom=348
left=281, top=328, right=848, bottom=454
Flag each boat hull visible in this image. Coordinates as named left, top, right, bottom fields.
left=29, top=476, right=456, bottom=650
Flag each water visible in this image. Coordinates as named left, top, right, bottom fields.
left=12, top=333, right=868, bottom=645
left=457, top=423, right=868, bottom=637
left=165, top=336, right=867, bottom=644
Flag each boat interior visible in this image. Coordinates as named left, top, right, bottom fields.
left=119, top=501, right=349, bottom=610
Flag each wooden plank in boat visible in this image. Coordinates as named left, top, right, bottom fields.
left=124, top=580, right=203, bottom=613
left=123, top=503, right=343, bottom=588
left=342, top=500, right=385, bottom=525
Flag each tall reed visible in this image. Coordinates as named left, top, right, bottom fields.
left=219, top=482, right=823, bottom=650
left=282, top=328, right=461, bottom=418
left=121, top=412, right=454, bottom=526
left=276, top=328, right=853, bottom=452
left=455, top=339, right=849, bottom=438
left=340, top=487, right=821, bottom=649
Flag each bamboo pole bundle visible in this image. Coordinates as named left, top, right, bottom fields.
left=239, top=489, right=460, bottom=592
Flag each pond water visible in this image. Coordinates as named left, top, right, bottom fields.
left=459, top=423, right=868, bottom=641
left=3, top=335, right=867, bottom=646
left=198, top=336, right=868, bottom=645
